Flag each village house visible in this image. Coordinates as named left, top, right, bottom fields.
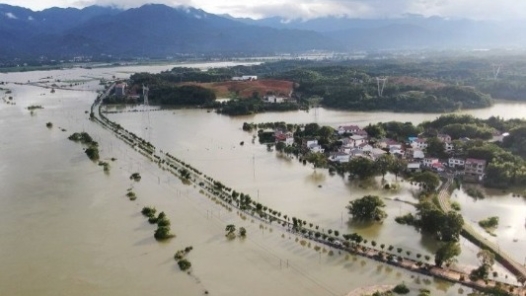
left=303, top=139, right=324, bottom=153
left=337, top=125, right=361, bottom=135
left=423, top=158, right=439, bottom=167
left=309, top=144, right=324, bottom=153
left=464, top=158, right=487, bottom=180
left=437, top=133, right=452, bottom=143
left=114, top=83, right=127, bottom=97
left=264, top=95, right=288, bottom=103
left=407, top=162, right=422, bottom=173
left=411, top=138, right=428, bottom=149
left=378, top=139, right=402, bottom=150
left=232, top=75, right=258, bottom=81
left=349, top=135, right=366, bottom=147
left=329, top=152, right=350, bottom=163
left=448, top=158, right=465, bottom=168
left=390, top=147, right=405, bottom=158
left=358, top=143, right=373, bottom=153
left=274, top=130, right=294, bottom=146
left=371, top=148, right=387, bottom=159
left=353, top=129, right=369, bottom=137
left=349, top=148, right=364, bottom=158
left=444, top=142, right=454, bottom=152
left=431, top=162, right=445, bottom=172
left=413, top=149, right=425, bottom=160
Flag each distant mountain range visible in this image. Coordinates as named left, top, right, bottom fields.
left=1, top=3, right=526, bottom=61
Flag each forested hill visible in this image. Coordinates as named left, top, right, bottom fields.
left=126, top=59, right=502, bottom=113
left=267, top=62, right=493, bottom=113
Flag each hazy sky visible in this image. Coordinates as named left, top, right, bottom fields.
left=3, top=0, right=526, bottom=20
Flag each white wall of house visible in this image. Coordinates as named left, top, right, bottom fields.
left=448, top=158, right=465, bottom=168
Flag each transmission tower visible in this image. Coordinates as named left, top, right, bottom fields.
left=492, top=64, right=502, bottom=80
left=376, top=77, right=388, bottom=97
left=142, top=84, right=151, bottom=141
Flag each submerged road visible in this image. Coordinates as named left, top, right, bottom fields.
left=437, top=177, right=526, bottom=284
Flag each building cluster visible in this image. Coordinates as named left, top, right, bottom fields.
left=231, top=75, right=258, bottom=81
left=272, top=123, right=489, bottom=182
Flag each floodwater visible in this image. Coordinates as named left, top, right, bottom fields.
left=1, top=63, right=525, bottom=295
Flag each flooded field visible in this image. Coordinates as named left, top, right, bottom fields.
left=1, top=64, right=525, bottom=295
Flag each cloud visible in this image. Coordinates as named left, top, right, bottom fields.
left=3, top=0, right=526, bottom=20
left=212, top=0, right=526, bottom=20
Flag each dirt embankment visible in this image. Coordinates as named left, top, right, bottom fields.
left=181, top=79, right=293, bottom=98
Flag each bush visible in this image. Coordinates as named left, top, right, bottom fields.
left=130, top=172, right=141, bottom=181
left=178, top=259, right=192, bottom=271
left=46, top=122, right=53, bottom=128
left=141, top=207, right=156, bottom=218
left=154, top=226, right=173, bottom=240
left=395, top=213, right=415, bottom=225
left=392, top=283, right=410, bottom=294
left=157, top=218, right=171, bottom=227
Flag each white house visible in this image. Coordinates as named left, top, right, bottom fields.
left=329, top=152, right=350, bottom=163
left=411, top=138, right=428, bottom=149
left=390, top=147, right=404, bottom=157
left=304, top=139, right=318, bottom=148
left=232, top=75, right=258, bottom=81
left=338, top=125, right=361, bottom=135
left=413, top=149, right=425, bottom=159
left=445, top=142, right=454, bottom=152
left=448, top=158, right=465, bottom=168
left=309, top=144, right=325, bottom=153
left=407, top=162, right=421, bottom=172
left=265, top=95, right=286, bottom=103
left=349, top=135, right=366, bottom=147
left=358, top=143, right=373, bottom=152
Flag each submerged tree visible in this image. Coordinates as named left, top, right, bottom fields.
left=347, top=195, right=387, bottom=222
left=225, top=224, right=236, bottom=238
left=434, top=242, right=461, bottom=267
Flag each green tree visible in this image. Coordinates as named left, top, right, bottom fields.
left=303, top=123, right=320, bottom=137
left=390, top=158, right=407, bottom=181
left=318, top=126, right=334, bottom=140
left=225, top=224, right=236, bottom=237
left=305, top=152, right=327, bottom=172
left=364, top=124, right=386, bottom=139
left=412, top=171, right=440, bottom=192
left=347, top=157, right=377, bottom=180
left=239, top=227, right=247, bottom=237
left=426, top=137, right=447, bottom=158
left=470, top=250, right=495, bottom=281
left=275, top=141, right=286, bottom=153
left=434, top=242, right=461, bottom=267
left=375, top=154, right=394, bottom=181
left=347, top=195, right=387, bottom=222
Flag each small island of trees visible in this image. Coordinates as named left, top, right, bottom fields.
left=68, top=132, right=99, bottom=161
left=347, top=195, right=387, bottom=222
